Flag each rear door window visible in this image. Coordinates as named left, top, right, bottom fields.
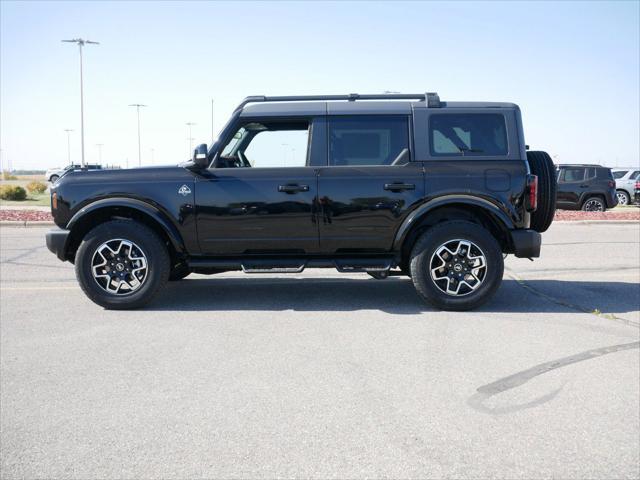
left=429, top=114, right=507, bottom=156
left=328, top=116, right=410, bottom=166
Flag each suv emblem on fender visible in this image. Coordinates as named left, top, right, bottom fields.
left=178, top=185, right=191, bottom=196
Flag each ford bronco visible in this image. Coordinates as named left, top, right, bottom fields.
left=46, top=93, right=556, bottom=310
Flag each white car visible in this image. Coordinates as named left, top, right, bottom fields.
left=46, top=164, right=102, bottom=183
left=45, top=166, right=70, bottom=183
left=612, top=168, right=640, bottom=205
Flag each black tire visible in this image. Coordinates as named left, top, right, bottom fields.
left=169, top=264, right=191, bottom=281
left=616, top=190, right=630, bottom=206
left=581, top=196, right=606, bottom=212
left=409, top=221, right=504, bottom=311
left=526, top=151, right=556, bottom=232
left=74, top=220, right=170, bottom=309
left=49, top=175, right=59, bottom=183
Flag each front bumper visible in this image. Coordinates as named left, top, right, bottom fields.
left=510, top=229, right=541, bottom=258
left=46, top=228, right=70, bottom=261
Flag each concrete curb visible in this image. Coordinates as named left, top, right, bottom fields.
left=0, top=220, right=55, bottom=227
left=554, top=220, right=639, bottom=225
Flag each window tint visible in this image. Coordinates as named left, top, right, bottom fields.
left=632, top=171, right=640, bottom=180
left=430, top=114, right=507, bottom=156
left=328, top=116, right=409, bottom=166
left=587, top=167, right=596, bottom=179
left=562, top=168, right=585, bottom=182
left=612, top=170, right=627, bottom=179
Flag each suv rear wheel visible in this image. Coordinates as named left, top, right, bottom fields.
left=616, top=190, right=630, bottom=206
left=409, top=221, right=504, bottom=311
left=75, top=220, right=170, bottom=309
left=582, top=196, right=605, bottom=212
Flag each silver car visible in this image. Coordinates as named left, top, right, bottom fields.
left=612, top=168, right=640, bottom=205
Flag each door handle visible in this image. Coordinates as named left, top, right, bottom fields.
left=384, top=182, right=415, bottom=191
left=278, top=184, right=309, bottom=193
left=580, top=184, right=589, bottom=188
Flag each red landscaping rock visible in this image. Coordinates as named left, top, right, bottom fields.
left=0, top=210, right=53, bottom=222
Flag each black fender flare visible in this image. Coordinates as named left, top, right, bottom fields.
left=392, top=195, right=516, bottom=251
left=66, top=197, right=186, bottom=254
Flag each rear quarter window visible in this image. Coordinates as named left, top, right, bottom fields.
left=429, top=114, right=508, bottom=156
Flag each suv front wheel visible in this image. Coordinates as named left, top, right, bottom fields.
left=75, top=220, right=170, bottom=309
left=409, top=221, right=504, bottom=311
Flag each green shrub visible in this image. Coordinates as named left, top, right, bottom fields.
left=1, top=171, right=18, bottom=180
left=0, top=185, right=27, bottom=200
left=26, top=181, right=47, bottom=194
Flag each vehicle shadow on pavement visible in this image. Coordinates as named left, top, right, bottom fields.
left=148, top=276, right=640, bottom=316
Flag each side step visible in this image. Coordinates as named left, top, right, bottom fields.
left=188, top=257, right=395, bottom=274
left=334, top=258, right=393, bottom=273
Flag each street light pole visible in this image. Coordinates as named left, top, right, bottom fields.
left=62, top=38, right=99, bottom=168
left=129, top=104, right=147, bottom=166
left=185, top=122, right=196, bottom=158
left=96, top=143, right=103, bottom=164
left=64, top=129, right=74, bottom=165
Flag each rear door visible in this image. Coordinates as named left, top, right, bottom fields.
left=317, top=115, right=424, bottom=254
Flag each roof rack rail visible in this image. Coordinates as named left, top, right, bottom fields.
left=234, top=92, right=441, bottom=111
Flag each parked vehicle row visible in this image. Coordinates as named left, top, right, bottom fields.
left=612, top=168, right=640, bottom=206
left=555, top=164, right=618, bottom=211
left=46, top=92, right=557, bottom=311
left=46, top=164, right=103, bottom=183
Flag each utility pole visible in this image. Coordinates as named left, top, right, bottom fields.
left=62, top=38, right=99, bottom=168
left=95, top=143, right=103, bottom=164
left=129, top=104, right=147, bottom=166
left=64, top=129, right=73, bottom=165
left=185, top=122, right=196, bottom=157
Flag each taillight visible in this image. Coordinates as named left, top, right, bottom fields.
left=608, top=180, right=615, bottom=188
left=635, top=180, right=640, bottom=190
left=526, top=174, right=538, bottom=212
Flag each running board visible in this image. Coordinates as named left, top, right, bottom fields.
left=188, top=257, right=395, bottom=274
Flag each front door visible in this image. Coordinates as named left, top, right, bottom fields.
left=557, top=166, right=587, bottom=207
left=317, top=115, right=425, bottom=254
left=195, top=118, right=320, bottom=255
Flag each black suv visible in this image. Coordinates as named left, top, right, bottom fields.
left=46, top=93, right=556, bottom=311
left=555, top=164, right=617, bottom=211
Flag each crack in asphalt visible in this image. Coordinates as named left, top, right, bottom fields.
left=468, top=341, right=640, bottom=415
left=505, top=269, right=640, bottom=328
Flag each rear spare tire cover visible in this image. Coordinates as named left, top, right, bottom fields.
left=526, top=150, right=556, bottom=233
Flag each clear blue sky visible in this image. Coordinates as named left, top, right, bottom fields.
left=1, top=0, right=638, bottom=170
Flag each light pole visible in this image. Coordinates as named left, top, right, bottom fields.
left=185, top=122, right=196, bottom=158
left=64, top=129, right=74, bottom=165
left=95, top=143, right=103, bottom=164
left=129, top=104, right=147, bottom=166
left=62, top=38, right=99, bottom=168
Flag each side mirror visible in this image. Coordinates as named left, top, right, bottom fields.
left=192, top=144, right=208, bottom=168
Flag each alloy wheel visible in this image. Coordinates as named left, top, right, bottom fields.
left=91, top=239, right=148, bottom=295
left=429, top=239, right=487, bottom=296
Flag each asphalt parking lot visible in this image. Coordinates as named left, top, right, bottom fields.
left=1, top=222, right=639, bottom=479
